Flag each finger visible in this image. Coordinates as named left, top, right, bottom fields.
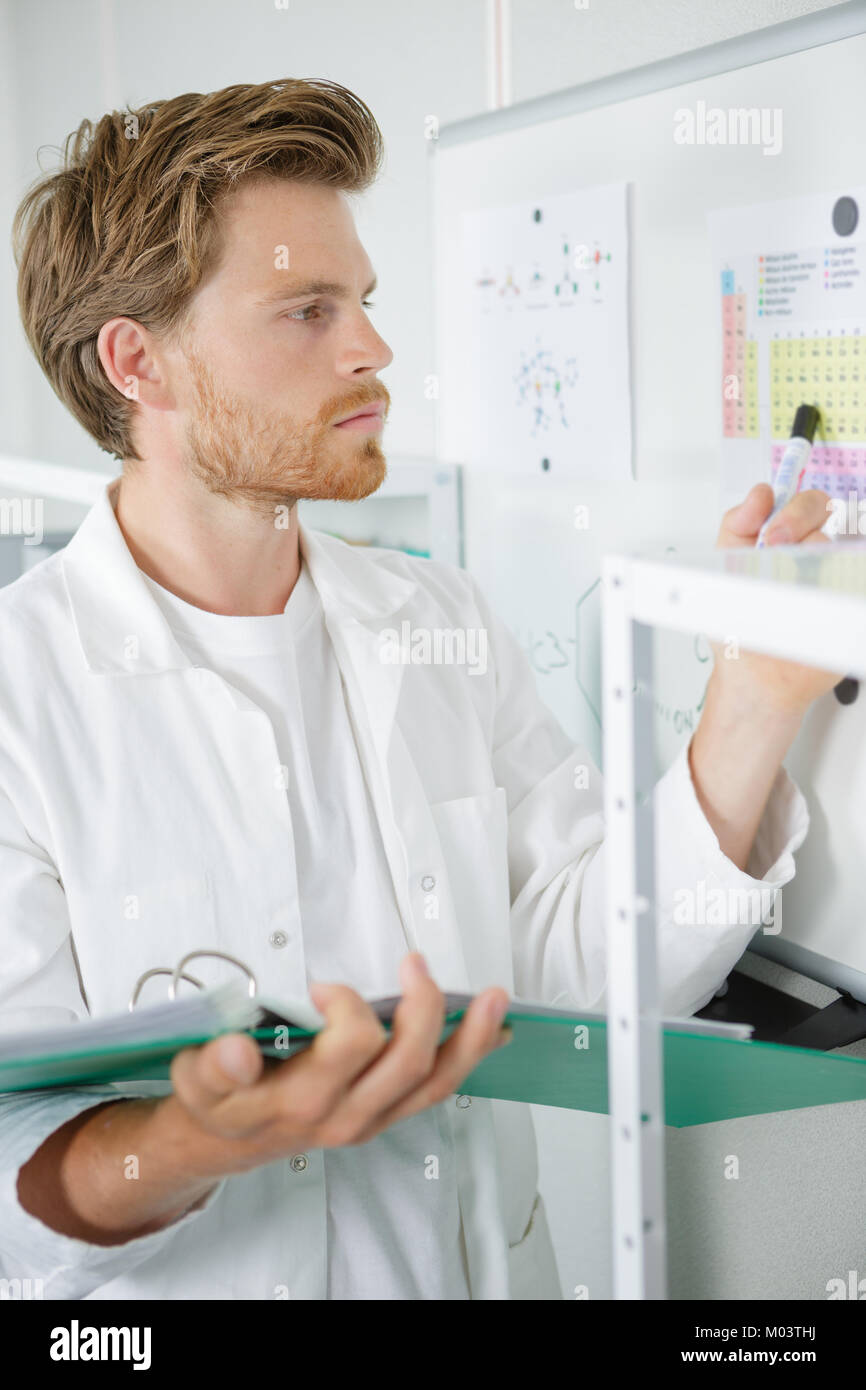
left=344, top=985, right=511, bottom=1138
left=170, top=1031, right=264, bottom=1119
left=762, top=489, right=833, bottom=544
left=310, top=954, right=450, bottom=1138
left=798, top=527, right=832, bottom=546
left=266, top=981, right=390, bottom=1126
left=717, top=483, right=775, bottom=547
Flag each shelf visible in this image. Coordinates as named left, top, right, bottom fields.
left=616, top=541, right=866, bottom=676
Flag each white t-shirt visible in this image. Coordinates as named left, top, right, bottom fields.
left=138, top=558, right=471, bottom=1300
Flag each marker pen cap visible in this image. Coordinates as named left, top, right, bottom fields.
left=792, top=404, right=820, bottom=442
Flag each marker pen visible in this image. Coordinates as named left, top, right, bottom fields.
left=756, top=404, right=821, bottom=548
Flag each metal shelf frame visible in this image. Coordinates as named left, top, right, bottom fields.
left=601, top=540, right=866, bottom=1298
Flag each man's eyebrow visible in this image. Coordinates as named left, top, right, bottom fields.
left=253, top=275, right=378, bottom=308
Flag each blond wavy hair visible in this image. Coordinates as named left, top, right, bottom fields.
left=12, top=79, right=384, bottom=461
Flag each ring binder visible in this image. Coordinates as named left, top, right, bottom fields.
left=128, top=949, right=259, bottom=1012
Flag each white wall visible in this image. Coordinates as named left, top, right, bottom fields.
left=0, top=0, right=28, bottom=458
left=0, top=0, right=855, bottom=1302
left=509, top=0, right=848, bottom=98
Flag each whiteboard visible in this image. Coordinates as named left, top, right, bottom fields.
left=432, top=5, right=866, bottom=996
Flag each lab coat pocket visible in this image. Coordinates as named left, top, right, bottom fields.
left=429, top=786, right=513, bottom=989
left=506, top=1191, right=562, bottom=1300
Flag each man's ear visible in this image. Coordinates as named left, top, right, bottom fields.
left=97, top=317, right=177, bottom=414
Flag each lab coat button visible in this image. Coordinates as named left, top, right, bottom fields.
left=456, top=1094, right=471, bottom=1109
left=421, top=875, right=436, bottom=891
left=269, top=930, right=288, bottom=949
left=289, top=1154, right=308, bottom=1173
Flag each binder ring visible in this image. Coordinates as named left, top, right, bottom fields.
left=128, top=967, right=206, bottom=1012
left=169, top=950, right=257, bottom=1001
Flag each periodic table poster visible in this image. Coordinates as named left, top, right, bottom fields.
left=710, top=188, right=866, bottom=517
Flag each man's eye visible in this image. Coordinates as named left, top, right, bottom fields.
left=286, top=300, right=375, bottom=321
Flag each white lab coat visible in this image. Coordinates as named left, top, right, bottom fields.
left=0, top=481, right=808, bottom=1300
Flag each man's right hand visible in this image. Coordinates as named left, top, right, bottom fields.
left=17, top=953, right=512, bottom=1245
left=165, top=951, right=512, bottom=1176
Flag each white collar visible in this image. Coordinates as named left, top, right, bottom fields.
left=61, top=479, right=417, bottom=675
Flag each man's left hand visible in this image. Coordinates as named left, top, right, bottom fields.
left=711, top=482, right=845, bottom=716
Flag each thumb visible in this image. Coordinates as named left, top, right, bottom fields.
left=210, top=1032, right=263, bottom=1085
left=719, top=483, right=775, bottom=545
left=171, top=1031, right=262, bottom=1112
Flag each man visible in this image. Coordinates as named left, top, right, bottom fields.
left=0, top=78, right=838, bottom=1300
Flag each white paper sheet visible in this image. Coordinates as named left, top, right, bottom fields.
left=460, top=182, right=632, bottom=480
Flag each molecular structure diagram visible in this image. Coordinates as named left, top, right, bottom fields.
left=513, top=343, right=579, bottom=434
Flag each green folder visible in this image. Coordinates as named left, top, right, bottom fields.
left=459, top=1013, right=866, bottom=1127
left=1, top=991, right=865, bottom=1127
